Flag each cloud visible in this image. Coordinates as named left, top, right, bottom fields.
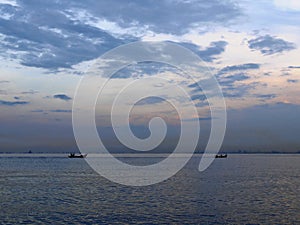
left=255, top=94, right=276, bottom=99
left=184, top=117, right=212, bottom=121
left=72, top=0, right=242, bottom=35
left=188, top=76, right=256, bottom=104
left=188, top=80, right=221, bottom=107
left=222, top=82, right=258, bottom=98
left=179, top=41, right=228, bottom=62
left=0, top=99, right=29, bottom=106
left=219, top=63, right=260, bottom=74
left=287, top=79, right=298, bottom=83
left=248, top=35, right=296, bottom=55
left=0, top=0, right=18, bottom=7
left=188, top=82, right=201, bottom=92
left=0, top=17, right=125, bottom=69
left=21, top=90, right=38, bottom=94
left=53, top=94, right=72, bottom=101
left=218, top=73, right=250, bottom=87
left=135, top=96, right=166, bottom=105
left=0, top=80, right=10, bottom=84
left=274, top=0, right=300, bottom=11
left=31, top=109, right=44, bottom=113
left=225, top=73, right=250, bottom=81
left=50, top=109, right=72, bottom=113
left=0, top=3, right=127, bottom=69
left=191, top=94, right=207, bottom=101
left=215, top=65, right=258, bottom=96
left=0, top=0, right=241, bottom=70
left=288, top=66, right=300, bottom=69
left=31, top=109, right=71, bottom=113
left=111, top=62, right=180, bottom=79
left=218, top=72, right=250, bottom=88
left=189, top=71, right=256, bottom=100
left=222, top=86, right=249, bottom=98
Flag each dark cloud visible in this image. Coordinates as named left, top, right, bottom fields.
left=288, top=66, right=300, bottom=69
left=53, top=94, right=72, bottom=101
left=0, top=3, right=127, bottom=70
left=263, top=72, right=272, bottom=76
left=188, top=82, right=202, bottom=89
left=198, top=41, right=228, bottom=62
left=218, top=72, right=250, bottom=88
left=224, top=73, right=250, bottom=81
left=222, top=82, right=258, bottom=98
left=0, top=80, right=10, bottom=84
left=195, top=101, right=209, bottom=108
left=219, top=63, right=260, bottom=74
left=0, top=99, right=29, bottom=106
left=72, top=0, right=242, bottom=35
left=255, top=94, right=276, bottom=100
left=0, top=0, right=241, bottom=70
left=188, top=72, right=256, bottom=100
left=187, top=79, right=212, bottom=105
left=248, top=35, right=296, bottom=55
left=218, top=73, right=250, bottom=86
left=50, top=109, right=72, bottom=113
left=222, top=87, right=248, bottom=98
left=31, top=109, right=71, bottom=113
left=179, top=41, right=228, bottom=62
left=287, top=79, right=298, bottom=83
left=212, top=64, right=260, bottom=99
left=188, top=76, right=256, bottom=105
left=184, top=117, right=212, bottom=121
left=191, top=94, right=207, bottom=101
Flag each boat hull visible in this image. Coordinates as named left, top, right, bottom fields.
left=68, top=154, right=87, bottom=158
left=215, top=154, right=227, bottom=158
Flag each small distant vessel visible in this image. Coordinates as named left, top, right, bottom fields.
left=68, top=153, right=87, bottom=158
left=215, top=154, right=227, bottom=158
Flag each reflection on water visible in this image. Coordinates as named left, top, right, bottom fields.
left=0, top=154, right=299, bottom=224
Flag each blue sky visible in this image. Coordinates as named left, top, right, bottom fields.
left=0, top=0, right=299, bottom=153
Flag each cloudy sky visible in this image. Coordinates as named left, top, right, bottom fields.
left=0, top=0, right=299, bottom=153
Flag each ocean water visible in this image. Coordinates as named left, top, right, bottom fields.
left=0, top=154, right=299, bottom=224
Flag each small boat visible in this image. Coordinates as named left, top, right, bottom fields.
left=215, top=154, right=227, bottom=158
left=68, top=153, right=87, bottom=158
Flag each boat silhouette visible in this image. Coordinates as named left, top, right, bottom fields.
left=215, top=154, right=227, bottom=158
left=68, top=153, right=87, bottom=158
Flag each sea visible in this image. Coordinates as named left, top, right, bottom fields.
left=0, top=154, right=299, bottom=224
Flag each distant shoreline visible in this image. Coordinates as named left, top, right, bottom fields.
left=0, top=152, right=299, bottom=158
left=0, top=151, right=300, bottom=154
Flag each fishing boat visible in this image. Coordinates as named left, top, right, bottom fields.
left=215, top=154, right=227, bottom=158
left=68, top=153, right=87, bottom=158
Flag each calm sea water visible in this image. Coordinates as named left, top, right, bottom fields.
left=0, top=154, right=299, bottom=224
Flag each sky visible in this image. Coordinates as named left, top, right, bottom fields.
left=0, top=0, right=300, bottom=153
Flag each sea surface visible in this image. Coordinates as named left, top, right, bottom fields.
left=0, top=154, right=299, bottom=224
